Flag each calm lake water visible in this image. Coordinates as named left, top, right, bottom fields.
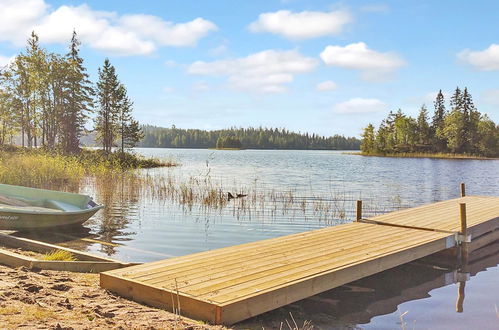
left=20, top=148, right=499, bottom=329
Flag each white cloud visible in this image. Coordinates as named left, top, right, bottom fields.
left=248, top=9, right=351, bottom=40
left=333, top=98, right=386, bottom=114
left=192, top=81, right=210, bottom=92
left=188, top=49, right=318, bottom=93
left=119, top=15, right=217, bottom=47
left=0, top=0, right=48, bottom=45
left=209, top=44, right=228, bottom=56
left=163, top=86, right=174, bottom=93
left=482, top=89, right=499, bottom=105
left=458, top=44, right=499, bottom=71
left=0, top=54, right=15, bottom=67
left=0, top=0, right=217, bottom=56
left=316, top=80, right=338, bottom=91
left=320, top=42, right=405, bottom=82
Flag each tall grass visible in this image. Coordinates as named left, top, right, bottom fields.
left=0, top=149, right=176, bottom=191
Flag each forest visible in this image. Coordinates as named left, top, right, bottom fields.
left=139, top=125, right=361, bottom=150
left=0, top=31, right=142, bottom=155
left=361, top=88, right=498, bottom=157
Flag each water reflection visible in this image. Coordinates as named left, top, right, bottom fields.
left=235, top=240, right=499, bottom=329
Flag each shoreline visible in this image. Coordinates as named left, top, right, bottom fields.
left=345, top=152, right=498, bottom=160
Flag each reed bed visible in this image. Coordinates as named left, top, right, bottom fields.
left=83, top=170, right=398, bottom=225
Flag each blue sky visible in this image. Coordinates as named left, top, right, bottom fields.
left=0, top=0, right=498, bottom=137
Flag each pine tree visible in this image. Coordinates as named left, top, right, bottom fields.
left=461, top=87, right=480, bottom=154
left=60, top=31, right=93, bottom=154
left=416, top=104, right=430, bottom=148
left=361, top=124, right=375, bottom=153
left=96, top=58, right=120, bottom=154
left=116, top=84, right=143, bottom=152
left=123, top=119, right=144, bottom=150
left=432, top=90, right=447, bottom=152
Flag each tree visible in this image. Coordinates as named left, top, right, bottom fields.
left=123, top=119, right=144, bottom=150
left=477, top=115, right=498, bottom=157
left=440, top=109, right=464, bottom=153
left=432, top=90, right=447, bottom=152
left=116, top=84, right=143, bottom=152
left=60, top=30, right=93, bottom=154
left=416, top=104, right=431, bottom=148
left=361, top=124, right=375, bottom=153
left=461, top=87, right=480, bottom=154
left=95, top=58, right=120, bottom=153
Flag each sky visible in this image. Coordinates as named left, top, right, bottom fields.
left=0, top=0, right=498, bottom=137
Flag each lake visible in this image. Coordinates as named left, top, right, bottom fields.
left=20, top=148, right=499, bottom=329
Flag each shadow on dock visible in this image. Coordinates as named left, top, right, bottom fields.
left=235, top=239, right=499, bottom=329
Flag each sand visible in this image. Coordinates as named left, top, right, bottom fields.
left=0, top=264, right=228, bottom=330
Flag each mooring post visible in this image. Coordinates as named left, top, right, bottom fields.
left=460, top=182, right=466, bottom=197
left=356, top=200, right=362, bottom=222
left=459, top=202, right=469, bottom=263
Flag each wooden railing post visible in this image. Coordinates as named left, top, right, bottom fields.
left=356, top=200, right=362, bottom=222
left=460, top=183, right=466, bottom=197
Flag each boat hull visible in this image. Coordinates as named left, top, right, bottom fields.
left=0, top=207, right=102, bottom=230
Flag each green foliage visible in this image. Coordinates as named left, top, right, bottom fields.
left=216, top=135, right=242, bottom=149
left=140, top=125, right=361, bottom=150
left=361, top=87, right=498, bottom=157
left=0, top=31, right=141, bottom=157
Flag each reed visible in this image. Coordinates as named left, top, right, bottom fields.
left=89, top=170, right=393, bottom=225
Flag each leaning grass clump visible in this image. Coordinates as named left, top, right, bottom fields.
left=42, top=249, right=77, bottom=261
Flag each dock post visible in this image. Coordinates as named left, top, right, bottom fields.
left=460, top=183, right=466, bottom=197
left=459, top=202, right=469, bottom=264
left=356, top=200, right=362, bottom=221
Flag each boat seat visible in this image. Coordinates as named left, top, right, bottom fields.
left=45, top=200, right=81, bottom=212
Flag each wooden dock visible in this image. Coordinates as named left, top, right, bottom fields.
left=100, top=195, right=499, bottom=324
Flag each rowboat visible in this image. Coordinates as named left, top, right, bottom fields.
left=0, top=184, right=103, bottom=229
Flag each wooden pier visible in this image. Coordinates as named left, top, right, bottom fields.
left=100, top=195, right=499, bottom=324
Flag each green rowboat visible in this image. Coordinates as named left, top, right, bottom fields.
left=0, top=184, right=103, bottom=229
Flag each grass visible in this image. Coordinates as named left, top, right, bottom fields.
left=352, top=151, right=497, bottom=160
left=42, top=249, right=77, bottom=261
left=0, top=147, right=177, bottom=190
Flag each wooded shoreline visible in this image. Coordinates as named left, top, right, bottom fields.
left=351, top=151, right=498, bottom=160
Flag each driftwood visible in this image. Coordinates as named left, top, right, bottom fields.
left=0, top=194, right=31, bottom=207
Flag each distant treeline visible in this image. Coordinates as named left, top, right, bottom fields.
left=361, top=87, right=498, bottom=157
left=139, top=126, right=361, bottom=150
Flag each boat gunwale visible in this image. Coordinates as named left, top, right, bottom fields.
left=0, top=204, right=104, bottom=215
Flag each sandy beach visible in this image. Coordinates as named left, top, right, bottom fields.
left=0, top=264, right=227, bottom=330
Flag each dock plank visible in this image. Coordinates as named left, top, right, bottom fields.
left=101, top=196, right=499, bottom=324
